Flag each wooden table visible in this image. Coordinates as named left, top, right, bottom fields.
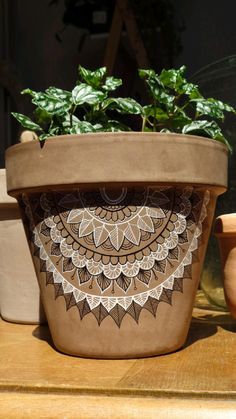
left=1, top=299, right=236, bottom=418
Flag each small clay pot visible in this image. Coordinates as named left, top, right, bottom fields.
left=214, top=213, right=236, bottom=318
left=0, top=169, right=45, bottom=324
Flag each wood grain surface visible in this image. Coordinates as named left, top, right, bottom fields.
left=0, top=302, right=236, bottom=418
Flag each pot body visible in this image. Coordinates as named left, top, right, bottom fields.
left=6, top=133, right=228, bottom=357
left=0, top=169, right=45, bottom=324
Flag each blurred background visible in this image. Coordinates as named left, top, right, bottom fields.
left=1, top=0, right=236, bottom=307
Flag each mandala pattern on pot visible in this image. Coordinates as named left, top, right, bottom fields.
left=23, top=186, right=209, bottom=326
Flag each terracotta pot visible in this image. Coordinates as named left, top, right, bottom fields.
left=214, top=213, right=236, bottom=318
left=0, top=169, right=45, bottom=323
left=5, top=132, right=227, bottom=357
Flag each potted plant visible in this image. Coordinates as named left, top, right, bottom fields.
left=5, top=65, right=233, bottom=358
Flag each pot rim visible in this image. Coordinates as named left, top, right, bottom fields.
left=5, top=132, right=228, bottom=197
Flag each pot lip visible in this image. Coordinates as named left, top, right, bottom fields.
left=5, top=131, right=229, bottom=153
left=5, top=131, right=228, bottom=197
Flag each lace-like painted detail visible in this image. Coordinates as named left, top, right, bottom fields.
left=22, top=186, right=209, bottom=327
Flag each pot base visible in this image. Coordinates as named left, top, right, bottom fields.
left=40, top=275, right=198, bottom=359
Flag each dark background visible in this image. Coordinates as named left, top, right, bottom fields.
left=1, top=0, right=236, bottom=167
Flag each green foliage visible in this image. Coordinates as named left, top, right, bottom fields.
left=12, top=65, right=141, bottom=142
left=139, top=65, right=235, bottom=151
left=12, top=65, right=235, bottom=151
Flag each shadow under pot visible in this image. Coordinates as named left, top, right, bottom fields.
left=5, top=132, right=228, bottom=358
left=0, top=169, right=45, bottom=324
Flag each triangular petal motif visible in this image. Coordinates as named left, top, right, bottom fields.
left=67, top=208, right=84, bottom=223
left=92, top=303, right=109, bottom=326
left=79, top=219, right=94, bottom=237
left=137, top=215, right=154, bottom=233
left=136, top=270, right=151, bottom=285
left=109, top=304, right=126, bottom=327
left=93, top=226, right=110, bottom=247
left=147, top=207, right=166, bottom=219
left=124, top=224, right=141, bottom=246
left=150, top=191, right=170, bottom=207
left=97, top=273, right=112, bottom=292
left=109, top=226, right=125, bottom=250
left=116, top=275, right=132, bottom=292
left=179, top=196, right=192, bottom=217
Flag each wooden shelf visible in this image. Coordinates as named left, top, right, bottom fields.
left=1, top=304, right=236, bottom=418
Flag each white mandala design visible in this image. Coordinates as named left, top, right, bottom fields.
left=22, top=186, right=209, bottom=326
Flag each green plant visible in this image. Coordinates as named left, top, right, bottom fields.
left=12, top=65, right=235, bottom=151
left=12, top=66, right=142, bottom=142
left=139, top=66, right=235, bottom=151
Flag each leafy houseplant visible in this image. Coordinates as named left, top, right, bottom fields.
left=12, top=65, right=234, bottom=149
left=6, top=66, right=232, bottom=358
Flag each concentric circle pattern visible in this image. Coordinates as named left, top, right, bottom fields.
left=22, top=186, right=209, bottom=327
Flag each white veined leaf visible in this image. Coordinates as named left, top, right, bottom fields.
left=138, top=68, right=156, bottom=79
left=102, top=120, right=130, bottom=132
left=103, top=77, right=122, bottom=91
left=11, top=112, right=43, bottom=132
left=46, top=87, right=71, bottom=100
left=61, top=114, right=80, bottom=130
left=78, top=65, right=106, bottom=87
left=78, top=66, right=91, bottom=82
left=191, top=98, right=235, bottom=120
left=72, top=84, right=105, bottom=105
left=182, top=120, right=232, bottom=152
left=103, top=97, right=143, bottom=114
left=182, top=120, right=218, bottom=135
left=32, top=93, right=71, bottom=115
left=92, top=67, right=107, bottom=77
left=69, top=121, right=96, bottom=134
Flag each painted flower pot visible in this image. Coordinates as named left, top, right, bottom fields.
left=5, top=132, right=227, bottom=357
left=214, top=213, right=236, bottom=318
left=0, top=169, right=45, bottom=324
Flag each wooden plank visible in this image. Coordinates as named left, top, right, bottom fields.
left=103, top=0, right=149, bottom=74
left=117, top=0, right=150, bottom=68
left=0, top=307, right=236, bottom=398
left=103, top=3, right=123, bottom=74
left=1, top=393, right=236, bottom=419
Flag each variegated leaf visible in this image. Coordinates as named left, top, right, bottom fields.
left=72, top=84, right=105, bottom=105
left=11, top=112, right=43, bottom=132
left=103, top=97, right=142, bottom=114
left=32, top=93, right=71, bottom=115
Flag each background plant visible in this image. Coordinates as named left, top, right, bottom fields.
left=12, top=65, right=235, bottom=151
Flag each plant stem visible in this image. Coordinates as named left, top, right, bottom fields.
left=141, top=116, right=146, bottom=131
